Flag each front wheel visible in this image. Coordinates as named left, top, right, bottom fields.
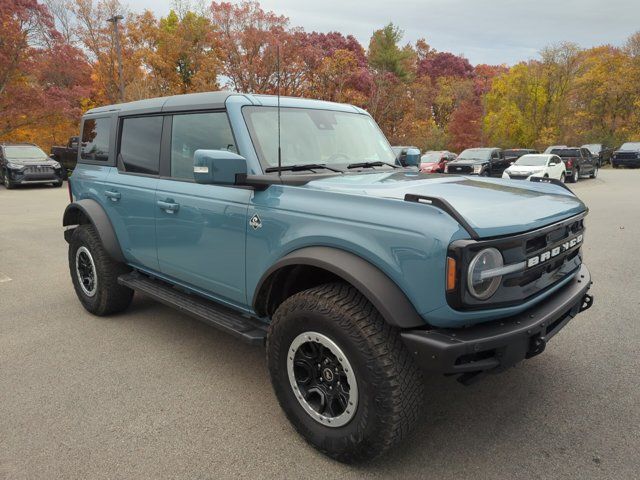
left=267, top=283, right=424, bottom=463
left=68, top=224, right=133, bottom=315
left=560, top=172, right=566, bottom=183
left=590, top=166, right=598, bottom=178
left=3, top=171, right=15, bottom=189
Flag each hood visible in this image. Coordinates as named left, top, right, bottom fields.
left=419, top=161, right=438, bottom=169
left=506, top=165, right=545, bottom=174
left=303, top=171, right=586, bottom=238
left=447, top=158, right=488, bottom=166
left=7, top=157, right=58, bottom=166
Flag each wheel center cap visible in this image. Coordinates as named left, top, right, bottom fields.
left=322, top=368, right=334, bottom=382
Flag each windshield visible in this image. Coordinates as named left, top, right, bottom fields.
left=242, top=107, right=396, bottom=170
left=582, top=144, right=601, bottom=154
left=421, top=152, right=443, bottom=162
left=551, top=148, right=580, bottom=157
left=456, top=148, right=493, bottom=161
left=4, top=146, right=48, bottom=160
left=514, top=155, right=548, bottom=166
left=620, top=142, right=640, bottom=150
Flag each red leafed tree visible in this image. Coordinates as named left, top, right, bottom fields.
left=0, top=0, right=91, bottom=140
left=448, top=99, right=484, bottom=152
left=418, top=51, right=474, bottom=80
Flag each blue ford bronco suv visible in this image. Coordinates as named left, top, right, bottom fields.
left=63, top=92, right=593, bottom=462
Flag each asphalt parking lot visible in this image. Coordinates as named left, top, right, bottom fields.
left=1, top=170, right=639, bottom=479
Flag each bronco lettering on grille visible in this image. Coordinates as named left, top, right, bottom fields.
left=526, top=234, right=583, bottom=268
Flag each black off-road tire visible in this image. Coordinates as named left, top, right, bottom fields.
left=568, top=168, right=579, bottom=183
left=68, top=224, right=133, bottom=316
left=590, top=166, right=598, bottom=179
left=53, top=180, right=63, bottom=187
left=3, top=171, right=15, bottom=189
left=267, top=283, right=424, bottom=463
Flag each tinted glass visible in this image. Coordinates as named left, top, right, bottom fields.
left=550, top=148, right=580, bottom=157
left=119, top=116, right=163, bottom=175
left=620, top=142, right=640, bottom=150
left=171, top=112, right=236, bottom=180
left=456, top=148, right=493, bottom=161
left=81, top=117, right=110, bottom=161
left=514, top=155, right=548, bottom=166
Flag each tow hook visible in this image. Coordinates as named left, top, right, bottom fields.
left=526, top=335, right=547, bottom=359
left=580, top=293, right=594, bottom=312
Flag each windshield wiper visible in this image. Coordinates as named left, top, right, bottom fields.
left=264, top=163, right=344, bottom=173
left=346, top=161, right=399, bottom=169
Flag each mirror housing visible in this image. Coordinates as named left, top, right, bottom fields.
left=193, top=150, right=247, bottom=185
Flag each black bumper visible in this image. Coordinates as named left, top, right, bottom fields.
left=612, top=159, right=640, bottom=167
left=401, top=264, right=593, bottom=377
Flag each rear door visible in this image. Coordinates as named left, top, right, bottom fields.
left=155, top=111, right=251, bottom=306
left=102, top=115, right=163, bottom=270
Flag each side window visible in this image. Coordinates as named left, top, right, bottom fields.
left=170, top=112, right=236, bottom=180
left=119, top=116, right=163, bottom=175
left=81, top=117, right=110, bottom=161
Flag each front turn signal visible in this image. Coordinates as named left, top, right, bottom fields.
left=446, top=256, right=457, bottom=292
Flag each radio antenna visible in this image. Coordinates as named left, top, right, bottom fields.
left=277, top=44, right=282, bottom=177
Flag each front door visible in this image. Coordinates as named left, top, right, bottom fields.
left=155, top=111, right=250, bottom=306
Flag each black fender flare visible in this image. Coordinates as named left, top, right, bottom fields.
left=62, top=199, right=125, bottom=263
left=253, top=246, right=425, bottom=329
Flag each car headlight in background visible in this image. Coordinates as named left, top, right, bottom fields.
left=51, top=161, right=61, bottom=168
left=6, top=163, right=23, bottom=170
left=473, top=165, right=483, bottom=174
left=467, top=248, right=504, bottom=300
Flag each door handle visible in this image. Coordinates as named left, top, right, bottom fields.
left=157, top=199, right=180, bottom=213
left=105, top=190, right=121, bottom=201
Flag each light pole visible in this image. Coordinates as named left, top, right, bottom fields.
left=107, top=14, right=125, bottom=103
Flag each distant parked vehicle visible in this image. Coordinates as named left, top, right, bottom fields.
left=419, top=150, right=456, bottom=173
left=544, top=145, right=567, bottom=154
left=502, top=154, right=566, bottom=182
left=444, top=147, right=508, bottom=176
left=504, top=148, right=538, bottom=162
left=611, top=142, right=640, bottom=168
left=581, top=143, right=612, bottom=166
left=549, top=147, right=598, bottom=183
left=392, top=146, right=421, bottom=167
left=1, top=143, right=64, bottom=189
left=50, top=136, right=79, bottom=178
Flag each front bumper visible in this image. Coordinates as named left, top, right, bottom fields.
left=612, top=158, right=640, bottom=167
left=401, top=264, right=592, bottom=377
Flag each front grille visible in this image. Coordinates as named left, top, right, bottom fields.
left=448, top=165, right=473, bottom=174
left=25, top=166, right=53, bottom=174
left=508, top=174, right=529, bottom=180
left=447, top=213, right=586, bottom=310
left=616, top=152, right=639, bottom=160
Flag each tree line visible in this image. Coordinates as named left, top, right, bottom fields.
left=2, top=0, right=640, bottom=152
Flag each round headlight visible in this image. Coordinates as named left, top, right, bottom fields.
left=467, top=248, right=503, bottom=300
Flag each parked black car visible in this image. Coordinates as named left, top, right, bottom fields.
left=549, top=147, right=598, bottom=183
left=50, top=136, right=79, bottom=178
left=444, top=147, right=507, bottom=176
left=581, top=144, right=613, bottom=166
left=1, top=143, right=64, bottom=189
left=504, top=148, right=538, bottom=162
left=611, top=142, right=640, bottom=168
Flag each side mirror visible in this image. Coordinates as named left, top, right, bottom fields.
left=193, top=149, right=247, bottom=185
left=403, top=148, right=421, bottom=167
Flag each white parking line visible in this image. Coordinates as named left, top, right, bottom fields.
left=0, top=274, right=12, bottom=283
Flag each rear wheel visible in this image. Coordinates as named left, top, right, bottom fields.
left=267, top=283, right=424, bottom=463
left=568, top=168, right=579, bottom=183
left=68, top=224, right=133, bottom=315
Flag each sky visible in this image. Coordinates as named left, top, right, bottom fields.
left=127, top=0, right=640, bottom=65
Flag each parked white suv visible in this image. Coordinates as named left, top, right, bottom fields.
left=503, top=154, right=566, bottom=182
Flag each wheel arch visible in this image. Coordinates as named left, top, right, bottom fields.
left=253, top=246, right=426, bottom=329
left=62, top=199, right=125, bottom=263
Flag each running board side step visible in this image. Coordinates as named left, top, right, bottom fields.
left=118, top=271, right=267, bottom=345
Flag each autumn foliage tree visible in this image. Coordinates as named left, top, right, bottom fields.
left=1, top=0, right=640, bottom=154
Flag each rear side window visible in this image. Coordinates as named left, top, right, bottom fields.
left=551, top=149, right=580, bottom=157
left=81, top=117, right=110, bottom=161
left=170, top=112, right=236, bottom=180
left=119, top=116, right=163, bottom=175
